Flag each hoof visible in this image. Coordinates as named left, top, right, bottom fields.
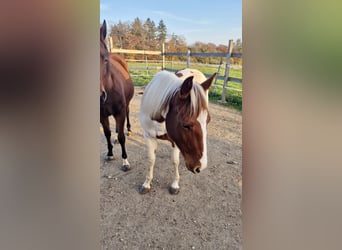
left=121, top=165, right=131, bottom=172
left=169, top=186, right=180, bottom=195
left=127, top=131, right=132, bottom=136
left=113, top=139, right=119, bottom=144
left=105, top=155, right=114, bottom=161
left=139, top=186, right=150, bottom=194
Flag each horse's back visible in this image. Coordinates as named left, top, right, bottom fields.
left=109, top=54, right=134, bottom=103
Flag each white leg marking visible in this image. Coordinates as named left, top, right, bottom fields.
left=171, top=146, right=180, bottom=189
left=142, top=137, right=157, bottom=189
left=122, top=158, right=129, bottom=166
left=198, top=110, right=208, bottom=170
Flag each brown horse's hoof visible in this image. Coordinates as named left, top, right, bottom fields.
left=105, top=155, right=114, bottom=161
left=169, top=186, right=180, bottom=195
left=121, top=165, right=131, bottom=172
left=127, top=131, right=132, bottom=136
left=139, top=186, right=150, bottom=194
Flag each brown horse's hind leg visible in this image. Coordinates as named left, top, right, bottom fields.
left=100, top=116, right=114, bottom=160
left=115, top=114, right=131, bottom=171
left=126, top=106, right=132, bottom=136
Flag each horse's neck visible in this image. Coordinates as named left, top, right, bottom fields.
left=109, top=54, right=129, bottom=73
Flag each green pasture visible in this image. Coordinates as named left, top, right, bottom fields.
left=127, top=61, right=242, bottom=111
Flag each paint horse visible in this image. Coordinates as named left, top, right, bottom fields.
left=100, top=20, right=134, bottom=171
left=139, top=70, right=216, bottom=194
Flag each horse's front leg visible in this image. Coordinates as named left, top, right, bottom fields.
left=169, top=146, right=180, bottom=194
left=139, top=137, right=157, bottom=194
left=100, top=115, right=114, bottom=160
left=115, top=114, right=130, bottom=171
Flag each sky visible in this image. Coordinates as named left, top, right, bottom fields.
left=100, top=0, right=242, bottom=46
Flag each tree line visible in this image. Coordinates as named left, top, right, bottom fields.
left=109, top=17, right=242, bottom=65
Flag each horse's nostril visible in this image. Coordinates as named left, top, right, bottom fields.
left=195, top=168, right=200, bottom=173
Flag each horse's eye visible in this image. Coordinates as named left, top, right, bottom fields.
left=183, top=124, right=192, bottom=130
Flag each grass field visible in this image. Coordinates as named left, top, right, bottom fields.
left=127, top=61, right=242, bottom=111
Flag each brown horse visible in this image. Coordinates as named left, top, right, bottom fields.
left=100, top=20, right=134, bottom=171
left=139, top=70, right=216, bottom=194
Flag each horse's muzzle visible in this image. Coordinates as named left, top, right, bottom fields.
left=187, top=164, right=201, bottom=174
left=195, top=167, right=201, bottom=173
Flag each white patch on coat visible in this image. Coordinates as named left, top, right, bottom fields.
left=139, top=71, right=182, bottom=138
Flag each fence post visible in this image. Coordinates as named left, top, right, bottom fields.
left=186, top=49, right=191, bottom=68
left=162, top=43, right=165, bottom=70
left=108, top=36, right=113, bottom=52
left=214, top=57, right=223, bottom=87
left=220, top=39, right=234, bottom=103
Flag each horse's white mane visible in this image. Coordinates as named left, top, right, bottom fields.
left=140, top=70, right=207, bottom=121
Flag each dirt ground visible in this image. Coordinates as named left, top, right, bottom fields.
left=100, top=87, right=242, bottom=250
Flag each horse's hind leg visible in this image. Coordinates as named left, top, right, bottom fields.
left=115, top=114, right=130, bottom=171
left=139, top=137, right=157, bottom=194
left=126, top=106, right=132, bottom=136
left=100, top=116, right=114, bottom=160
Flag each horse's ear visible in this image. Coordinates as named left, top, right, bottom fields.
left=180, top=76, right=194, bottom=99
left=201, top=73, right=216, bottom=90
left=100, top=20, right=107, bottom=40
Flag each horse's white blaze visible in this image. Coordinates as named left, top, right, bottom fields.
left=198, top=110, right=208, bottom=171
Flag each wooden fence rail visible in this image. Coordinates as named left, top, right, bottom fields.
left=109, top=39, right=242, bottom=103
